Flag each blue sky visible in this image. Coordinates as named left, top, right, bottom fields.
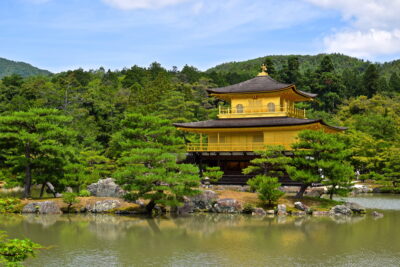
left=1, top=0, right=400, bottom=72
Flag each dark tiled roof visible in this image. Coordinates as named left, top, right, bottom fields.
left=174, top=117, right=346, bottom=131
left=207, top=75, right=317, bottom=98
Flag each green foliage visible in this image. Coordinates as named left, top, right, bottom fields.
left=203, top=167, right=223, bottom=183
left=115, top=148, right=201, bottom=214
left=108, top=113, right=184, bottom=158
left=243, top=145, right=290, bottom=177
left=243, top=145, right=287, bottom=205
left=382, top=147, right=400, bottom=187
left=0, top=57, right=51, bottom=78
left=78, top=189, right=91, bottom=197
left=62, top=192, right=79, bottom=212
left=0, top=108, right=79, bottom=198
left=287, top=130, right=354, bottom=199
left=247, top=175, right=284, bottom=206
left=0, top=231, right=42, bottom=266
left=0, top=198, right=21, bottom=213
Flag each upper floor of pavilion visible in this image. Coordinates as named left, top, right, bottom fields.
left=208, top=65, right=317, bottom=119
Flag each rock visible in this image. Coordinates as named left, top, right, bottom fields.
left=86, top=200, right=121, bottom=213
left=191, top=190, right=218, bottom=210
left=292, top=211, right=306, bottom=216
left=305, top=187, right=326, bottom=198
left=345, top=202, right=366, bottom=214
left=294, top=201, right=311, bottom=212
left=172, top=190, right=218, bottom=214
left=277, top=204, right=287, bottom=216
left=22, top=201, right=62, bottom=214
left=266, top=209, right=275, bottom=215
left=87, top=178, right=125, bottom=198
left=312, top=211, right=330, bottom=216
left=65, top=187, right=73, bottom=193
left=372, top=187, right=382, bottom=193
left=352, top=184, right=372, bottom=194
left=372, top=211, right=384, bottom=218
left=252, top=208, right=266, bottom=216
left=212, top=198, right=242, bottom=213
left=173, top=196, right=195, bottom=214
left=330, top=205, right=352, bottom=215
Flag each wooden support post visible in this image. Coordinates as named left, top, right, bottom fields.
left=200, top=134, right=203, bottom=151
left=217, top=132, right=220, bottom=150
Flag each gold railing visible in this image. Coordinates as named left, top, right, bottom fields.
left=186, top=142, right=288, bottom=152
left=218, top=105, right=306, bottom=119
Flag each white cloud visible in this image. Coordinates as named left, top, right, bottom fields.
left=305, top=0, right=400, bottom=58
left=324, top=29, right=400, bottom=57
left=102, top=0, right=187, bottom=9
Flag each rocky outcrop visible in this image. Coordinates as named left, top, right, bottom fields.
left=173, top=190, right=218, bottom=214
left=86, top=200, right=121, bottom=213
left=212, top=198, right=242, bottom=213
left=277, top=204, right=287, bottom=216
left=351, top=184, right=373, bottom=194
left=87, top=178, right=125, bottom=198
left=345, top=202, right=366, bottom=214
left=294, top=201, right=311, bottom=213
left=330, top=205, right=352, bottom=215
left=22, top=201, right=62, bottom=214
left=305, top=187, right=326, bottom=198
left=252, top=207, right=266, bottom=216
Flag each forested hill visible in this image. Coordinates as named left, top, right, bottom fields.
left=0, top=57, right=52, bottom=78
left=207, top=53, right=400, bottom=78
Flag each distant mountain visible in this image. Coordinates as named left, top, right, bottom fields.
left=206, top=53, right=399, bottom=78
left=0, top=57, right=52, bottom=78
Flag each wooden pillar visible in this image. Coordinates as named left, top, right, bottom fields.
left=217, top=132, right=220, bottom=150
left=200, top=134, right=203, bottom=151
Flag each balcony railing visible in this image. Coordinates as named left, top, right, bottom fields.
left=186, top=142, right=289, bottom=152
left=218, top=105, right=306, bottom=119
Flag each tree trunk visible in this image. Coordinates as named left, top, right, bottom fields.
left=39, top=183, right=46, bottom=198
left=45, top=182, right=58, bottom=197
left=329, top=187, right=335, bottom=200
left=23, top=143, right=32, bottom=198
left=146, top=200, right=156, bottom=215
left=295, top=184, right=309, bottom=198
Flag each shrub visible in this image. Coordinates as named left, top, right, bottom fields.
left=203, top=167, right=224, bottom=183
left=0, top=198, right=22, bottom=213
left=0, top=231, right=42, bottom=266
left=62, top=193, right=79, bottom=213
left=78, top=190, right=91, bottom=197
left=247, top=175, right=284, bottom=206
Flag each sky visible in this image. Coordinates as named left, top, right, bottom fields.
left=1, top=0, right=400, bottom=72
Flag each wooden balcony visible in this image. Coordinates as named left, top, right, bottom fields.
left=218, top=105, right=306, bottom=119
left=186, top=142, right=289, bottom=152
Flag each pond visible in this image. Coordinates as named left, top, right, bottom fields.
left=1, top=194, right=400, bottom=267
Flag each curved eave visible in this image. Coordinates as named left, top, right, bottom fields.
left=209, top=86, right=317, bottom=102
left=173, top=119, right=346, bottom=132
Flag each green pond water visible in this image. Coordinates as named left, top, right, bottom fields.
left=1, top=194, right=400, bottom=267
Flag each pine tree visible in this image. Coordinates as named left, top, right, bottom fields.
left=287, top=130, right=354, bottom=199
left=0, top=108, right=77, bottom=198
left=389, top=72, right=400, bottom=92
left=114, top=148, right=201, bottom=214
left=363, top=64, right=379, bottom=97
left=382, top=147, right=400, bottom=187
left=243, top=145, right=289, bottom=205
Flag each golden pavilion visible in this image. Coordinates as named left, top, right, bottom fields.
left=174, top=65, right=345, bottom=184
